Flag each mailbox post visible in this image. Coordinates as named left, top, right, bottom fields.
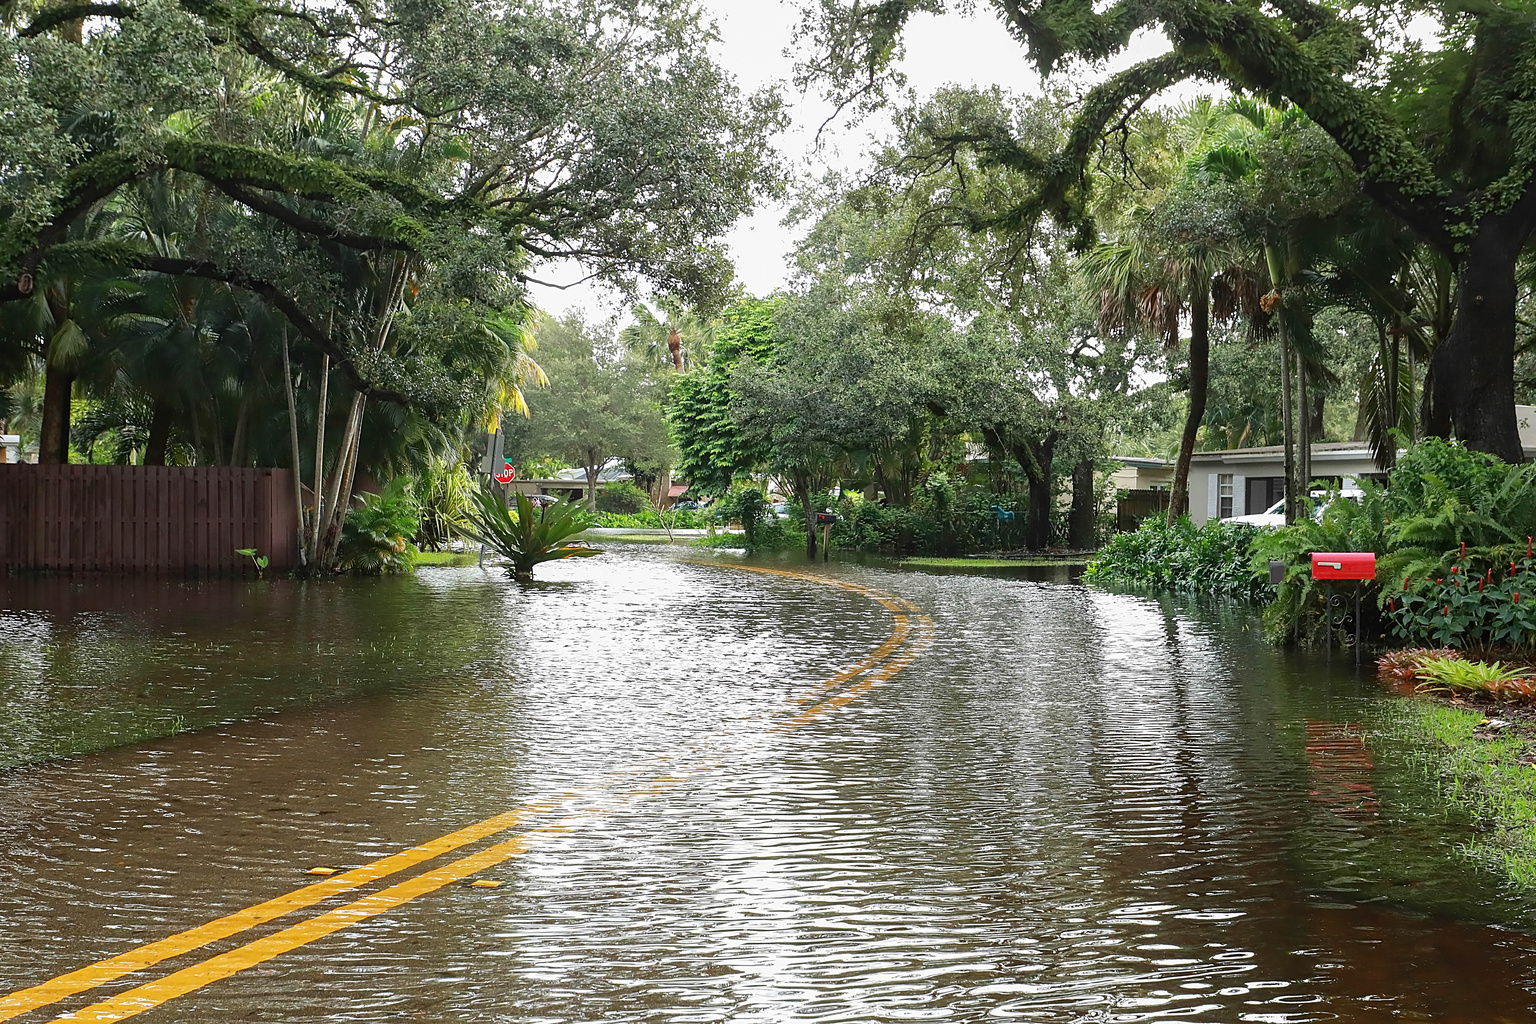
left=1309, top=552, right=1377, bottom=666
left=815, top=512, right=838, bottom=562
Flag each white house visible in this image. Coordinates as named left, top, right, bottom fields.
left=1, top=435, right=20, bottom=464
left=1187, top=404, right=1536, bottom=526
left=1187, top=442, right=1387, bottom=525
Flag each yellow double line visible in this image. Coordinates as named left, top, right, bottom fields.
left=2, top=564, right=931, bottom=1024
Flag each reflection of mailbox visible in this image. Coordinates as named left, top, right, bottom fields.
left=1310, top=552, right=1376, bottom=581
left=815, top=512, right=839, bottom=525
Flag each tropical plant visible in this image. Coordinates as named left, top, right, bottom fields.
left=337, top=479, right=421, bottom=574
left=461, top=486, right=601, bottom=581
left=1416, top=657, right=1531, bottom=697
left=415, top=458, right=476, bottom=551
left=1084, top=516, right=1269, bottom=600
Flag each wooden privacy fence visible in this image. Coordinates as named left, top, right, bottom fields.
left=1115, top=488, right=1171, bottom=533
left=0, top=466, right=300, bottom=574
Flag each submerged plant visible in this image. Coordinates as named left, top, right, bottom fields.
left=462, top=486, right=601, bottom=581
left=338, top=478, right=421, bottom=574
left=1416, top=656, right=1526, bottom=694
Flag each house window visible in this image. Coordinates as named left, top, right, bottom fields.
left=1218, top=473, right=1234, bottom=519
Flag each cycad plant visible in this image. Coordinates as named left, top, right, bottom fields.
left=462, top=486, right=601, bottom=581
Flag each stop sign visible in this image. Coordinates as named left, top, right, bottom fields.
left=493, top=461, right=516, bottom=484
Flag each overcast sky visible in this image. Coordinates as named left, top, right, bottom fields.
left=526, top=2, right=1175, bottom=320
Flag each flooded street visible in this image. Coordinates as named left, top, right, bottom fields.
left=4, top=547, right=1536, bottom=1022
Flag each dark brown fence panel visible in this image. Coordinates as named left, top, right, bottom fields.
left=0, top=466, right=299, bottom=574
left=1115, top=488, right=1172, bottom=533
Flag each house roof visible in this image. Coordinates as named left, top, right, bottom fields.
left=1113, top=455, right=1172, bottom=468
left=1190, top=442, right=1386, bottom=463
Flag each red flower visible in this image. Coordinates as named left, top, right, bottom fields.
left=1461, top=542, right=1467, bottom=557
left=1437, top=578, right=1444, bottom=584
left=1481, top=579, right=1486, bottom=592
left=1389, top=599, right=1396, bottom=611
left=1444, top=605, right=1451, bottom=615
left=1451, top=566, right=1458, bottom=575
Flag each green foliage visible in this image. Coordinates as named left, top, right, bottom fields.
left=667, top=298, right=779, bottom=496
left=338, top=478, right=421, bottom=574
left=1251, top=480, right=1393, bottom=645
left=1392, top=702, right=1536, bottom=888
left=1416, top=656, right=1528, bottom=695
left=234, top=547, right=269, bottom=575
left=592, top=509, right=708, bottom=530
left=596, top=480, right=650, bottom=515
left=517, top=313, right=670, bottom=509
left=1254, top=439, right=1536, bottom=646
left=1386, top=553, right=1536, bottom=649
left=414, top=459, right=475, bottom=551
left=460, top=486, right=600, bottom=581
left=1085, top=516, right=1270, bottom=600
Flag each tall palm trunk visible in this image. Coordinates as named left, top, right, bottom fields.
left=38, top=366, right=72, bottom=464
left=144, top=398, right=173, bottom=465
left=1168, top=286, right=1210, bottom=523
left=1268, top=243, right=1298, bottom=524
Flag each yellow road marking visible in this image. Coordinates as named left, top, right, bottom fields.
left=10, top=564, right=931, bottom=1023
left=46, top=822, right=579, bottom=1024
left=0, top=802, right=564, bottom=1022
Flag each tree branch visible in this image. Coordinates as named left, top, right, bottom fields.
left=19, top=2, right=137, bottom=36
left=214, top=181, right=413, bottom=251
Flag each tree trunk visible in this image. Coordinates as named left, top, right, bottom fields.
left=1429, top=215, right=1529, bottom=462
left=316, top=393, right=365, bottom=568
left=1269, top=244, right=1298, bottom=525
left=38, top=366, right=72, bottom=464
left=1167, top=285, right=1209, bottom=523
left=1068, top=457, right=1096, bottom=551
left=798, top=471, right=817, bottom=560
left=1013, top=433, right=1056, bottom=551
left=309, top=354, right=329, bottom=564
left=281, top=332, right=307, bottom=566
left=144, top=398, right=172, bottom=465
left=1297, top=350, right=1310, bottom=493
left=585, top=460, right=600, bottom=512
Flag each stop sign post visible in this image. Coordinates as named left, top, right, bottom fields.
left=494, top=461, right=516, bottom=484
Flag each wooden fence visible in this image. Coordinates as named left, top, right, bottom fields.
left=0, top=466, right=300, bottom=574
left=1115, top=488, right=1171, bottom=533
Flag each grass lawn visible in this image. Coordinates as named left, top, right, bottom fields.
left=1394, top=701, right=1536, bottom=887
left=414, top=550, right=481, bottom=566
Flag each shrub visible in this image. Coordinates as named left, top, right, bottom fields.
left=1251, top=480, right=1393, bottom=645
left=338, top=478, right=421, bottom=574
left=1416, top=656, right=1529, bottom=697
left=1384, top=545, right=1536, bottom=648
left=596, top=480, right=650, bottom=514
left=460, top=486, right=600, bottom=580
left=1084, top=516, right=1268, bottom=600
left=592, top=508, right=709, bottom=529
left=414, top=458, right=474, bottom=550
left=1253, top=439, right=1536, bottom=646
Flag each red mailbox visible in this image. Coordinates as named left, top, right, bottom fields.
left=1310, top=552, right=1376, bottom=581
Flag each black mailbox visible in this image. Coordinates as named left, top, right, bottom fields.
left=815, top=512, right=839, bottom=525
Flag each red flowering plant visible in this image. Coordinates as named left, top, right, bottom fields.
left=1386, top=539, right=1536, bottom=648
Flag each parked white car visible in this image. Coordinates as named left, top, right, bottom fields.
left=1222, top=489, right=1363, bottom=528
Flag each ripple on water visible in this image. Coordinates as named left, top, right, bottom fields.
left=1, top=549, right=1536, bottom=1022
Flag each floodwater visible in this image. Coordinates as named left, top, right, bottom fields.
left=2, top=547, right=1536, bottom=1022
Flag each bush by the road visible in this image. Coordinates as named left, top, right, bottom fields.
left=1084, top=516, right=1269, bottom=600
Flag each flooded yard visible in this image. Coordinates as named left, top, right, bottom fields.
left=2, top=547, right=1535, bottom=1022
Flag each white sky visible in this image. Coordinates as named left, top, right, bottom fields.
left=526, top=2, right=1177, bottom=319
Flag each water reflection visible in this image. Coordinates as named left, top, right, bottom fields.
left=2, top=548, right=1536, bottom=1022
